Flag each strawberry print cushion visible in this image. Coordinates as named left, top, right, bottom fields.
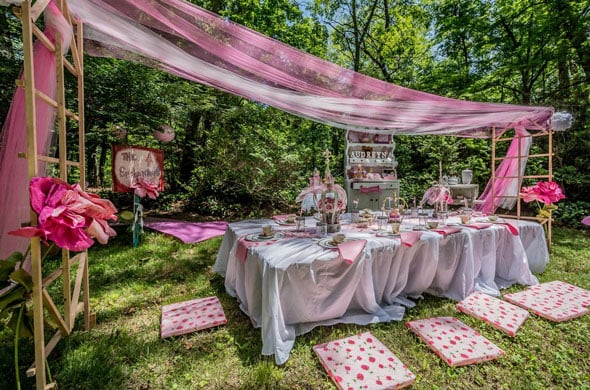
left=457, top=291, right=529, bottom=337
left=503, top=280, right=590, bottom=322
left=161, top=296, right=227, bottom=338
left=313, top=332, right=415, bottom=390
left=406, top=317, right=505, bottom=367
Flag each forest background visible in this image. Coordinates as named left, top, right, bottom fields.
left=1, top=0, right=589, bottom=225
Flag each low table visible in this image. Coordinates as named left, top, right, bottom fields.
left=213, top=216, right=548, bottom=364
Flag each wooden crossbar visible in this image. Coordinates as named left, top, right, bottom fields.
left=494, top=131, right=548, bottom=142
left=30, top=0, right=51, bottom=22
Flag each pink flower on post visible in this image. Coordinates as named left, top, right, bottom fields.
left=9, top=176, right=118, bottom=251
left=130, top=176, right=159, bottom=199
left=520, top=181, right=565, bottom=205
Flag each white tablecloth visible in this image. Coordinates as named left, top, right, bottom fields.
left=213, top=217, right=548, bottom=364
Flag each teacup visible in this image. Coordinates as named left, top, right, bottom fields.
left=427, top=220, right=439, bottom=229
left=262, top=224, right=273, bottom=237
left=487, top=215, right=498, bottom=222
left=390, top=222, right=401, bottom=234
left=459, top=214, right=470, bottom=224
left=332, top=233, right=346, bottom=244
left=285, top=215, right=296, bottom=223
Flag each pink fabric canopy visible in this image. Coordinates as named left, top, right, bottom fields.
left=67, top=0, right=555, bottom=136
left=1, top=0, right=556, bottom=256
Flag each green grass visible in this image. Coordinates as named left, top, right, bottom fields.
left=1, top=226, right=589, bottom=389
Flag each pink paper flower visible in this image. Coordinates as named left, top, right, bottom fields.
left=130, top=176, right=159, bottom=199
left=9, top=176, right=118, bottom=251
left=520, top=181, right=565, bottom=205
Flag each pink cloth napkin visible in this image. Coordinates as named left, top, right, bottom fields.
left=463, top=222, right=493, bottom=230
left=236, top=236, right=280, bottom=262
left=338, top=239, right=367, bottom=264
left=431, top=227, right=462, bottom=236
left=497, top=220, right=519, bottom=236
left=400, top=231, right=422, bottom=247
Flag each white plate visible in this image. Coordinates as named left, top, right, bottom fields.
left=376, top=232, right=400, bottom=237
left=245, top=232, right=284, bottom=242
left=318, top=237, right=356, bottom=249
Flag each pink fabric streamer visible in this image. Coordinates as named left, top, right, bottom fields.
left=67, top=0, right=554, bottom=136
left=474, top=131, right=532, bottom=215
left=0, top=3, right=72, bottom=259
left=582, top=216, right=590, bottom=226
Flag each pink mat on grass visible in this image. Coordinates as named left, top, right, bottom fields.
left=406, top=317, right=505, bottom=367
left=161, top=296, right=227, bottom=338
left=313, top=332, right=416, bottom=390
left=144, top=217, right=228, bottom=244
left=503, top=281, right=590, bottom=322
left=457, top=292, right=529, bottom=337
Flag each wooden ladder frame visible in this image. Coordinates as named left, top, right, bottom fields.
left=491, top=127, right=554, bottom=250
left=14, top=1, right=91, bottom=388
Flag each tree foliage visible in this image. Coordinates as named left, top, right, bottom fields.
left=0, top=1, right=589, bottom=223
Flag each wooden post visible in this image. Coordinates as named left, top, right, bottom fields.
left=21, top=2, right=47, bottom=388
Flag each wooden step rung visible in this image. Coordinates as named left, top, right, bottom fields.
left=493, top=174, right=550, bottom=180
left=30, top=0, right=51, bottom=22
left=65, top=108, right=80, bottom=121
left=494, top=131, right=549, bottom=142
left=42, top=289, right=70, bottom=336
left=493, top=152, right=551, bottom=162
left=42, top=253, right=83, bottom=286
left=35, top=89, right=58, bottom=108
left=26, top=329, right=63, bottom=377
left=64, top=57, right=78, bottom=77
left=32, top=22, right=55, bottom=52
left=37, top=155, right=60, bottom=164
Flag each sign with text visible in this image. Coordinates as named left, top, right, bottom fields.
left=112, top=145, right=164, bottom=193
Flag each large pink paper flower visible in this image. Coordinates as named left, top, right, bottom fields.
left=520, top=181, right=565, bottom=205
left=130, top=176, right=159, bottom=199
left=9, top=177, right=118, bottom=251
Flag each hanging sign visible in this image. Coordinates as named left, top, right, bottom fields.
left=112, top=145, right=164, bottom=193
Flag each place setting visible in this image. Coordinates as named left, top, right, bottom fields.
left=244, top=224, right=285, bottom=242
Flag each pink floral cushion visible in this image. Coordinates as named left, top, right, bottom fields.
left=457, top=292, right=529, bottom=337
left=503, top=281, right=590, bottom=322
left=406, top=317, right=505, bottom=367
left=313, top=332, right=415, bottom=390
left=161, top=296, right=227, bottom=338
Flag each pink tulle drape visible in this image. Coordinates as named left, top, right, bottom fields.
left=67, top=0, right=555, bottom=136
left=474, top=128, right=532, bottom=215
left=0, top=2, right=72, bottom=259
